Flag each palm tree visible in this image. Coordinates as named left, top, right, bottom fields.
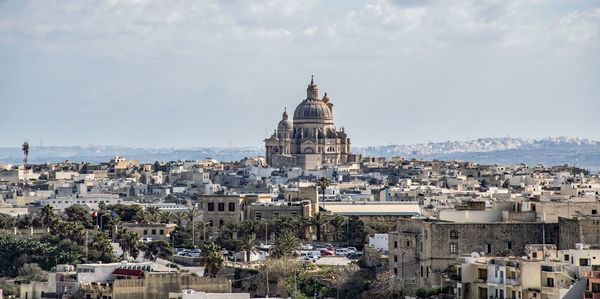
left=145, top=206, right=161, bottom=223
left=186, top=205, right=200, bottom=246
left=241, top=219, right=259, bottom=239
left=317, top=176, right=330, bottom=207
left=310, top=212, right=326, bottom=241
left=224, top=222, right=240, bottom=240
left=116, top=228, right=140, bottom=260
left=22, top=142, right=29, bottom=186
left=327, top=215, right=346, bottom=242
left=195, top=221, right=210, bottom=243
left=271, top=230, right=301, bottom=258
left=186, top=205, right=200, bottom=224
left=173, top=212, right=186, bottom=227
left=204, top=251, right=224, bottom=277
left=160, top=211, right=174, bottom=224
left=239, top=236, right=256, bottom=262
left=135, top=210, right=150, bottom=224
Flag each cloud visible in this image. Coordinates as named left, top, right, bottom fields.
left=0, top=0, right=598, bottom=147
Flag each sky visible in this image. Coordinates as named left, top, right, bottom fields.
left=0, top=0, right=599, bottom=148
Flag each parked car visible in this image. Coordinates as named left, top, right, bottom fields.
left=346, top=247, right=357, bottom=253
left=335, top=248, right=349, bottom=256
left=347, top=252, right=363, bottom=260
left=140, top=237, right=153, bottom=243
left=319, top=248, right=335, bottom=256
left=299, top=256, right=317, bottom=263
left=301, top=244, right=314, bottom=250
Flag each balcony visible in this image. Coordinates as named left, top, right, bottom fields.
left=505, top=279, right=520, bottom=286
left=487, top=277, right=505, bottom=285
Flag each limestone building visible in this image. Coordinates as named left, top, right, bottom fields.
left=264, top=77, right=352, bottom=170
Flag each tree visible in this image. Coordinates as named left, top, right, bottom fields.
left=40, top=204, right=55, bottom=228
left=271, top=230, right=300, bottom=258
left=327, top=215, right=346, bottom=242
left=238, top=236, right=256, bottom=262
left=88, top=232, right=116, bottom=263
left=18, top=263, right=48, bottom=282
left=142, top=240, right=173, bottom=262
left=224, top=222, right=240, bottom=240
left=317, top=176, right=330, bottom=206
left=136, top=210, right=150, bottom=224
left=160, top=211, right=174, bottom=224
left=186, top=205, right=200, bottom=224
left=186, top=206, right=200, bottom=246
left=309, top=213, right=326, bottom=241
left=107, top=204, right=143, bottom=222
left=0, top=235, right=56, bottom=277
left=241, top=219, right=259, bottom=239
left=64, top=205, right=93, bottom=228
left=0, top=213, right=14, bottom=229
left=145, top=206, right=161, bottom=223
left=196, top=221, right=210, bottom=243
left=205, top=251, right=224, bottom=277
left=50, top=220, right=86, bottom=244
left=202, top=243, right=224, bottom=277
left=173, top=212, right=186, bottom=227
left=116, top=228, right=140, bottom=260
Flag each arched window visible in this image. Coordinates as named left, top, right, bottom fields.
left=304, top=147, right=315, bottom=154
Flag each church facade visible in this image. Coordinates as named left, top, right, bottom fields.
left=264, top=77, right=353, bottom=170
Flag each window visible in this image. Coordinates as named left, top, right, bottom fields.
left=394, top=255, right=398, bottom=262
left=218, top=203, right=225, bottom=211
left=219, top=219, right=224, bottom=227
left=593, top=209, right=597, bottom=215
left=486, top=243, right=492, bottom=254
left=394, top=241, right=398, bottom=249
left=151, top=229, right=156, bottom=235
left=532, top=252, right=538, bottom=259
left=546, top=277, right=554, bottom=287
left=394, top=268, right=398, bottom=275
left=563, top=254, right=569, bottom=262
left=143, top=230, right=148, bottom=235
left=580, top=258, right=591, bottom=266
left=420, top=266, right=423, bottom=277
left=406, top=241, right=410, bottom=247
left=228, top=202, right=235, bottom=211
left=450, top=230, right=458, bottom=239
left=255, top=212, right=262, bottom=220
left=507, top=241, right=512, bottom=250
left=450, top=243, right=458, bottom=254
left=207, top=203, right=215, bottom=211
left=477, top=268, right=487, bottom=280
left=592, top=283, right=600, bottom=292
left=159, top=229, right=164, bottom=235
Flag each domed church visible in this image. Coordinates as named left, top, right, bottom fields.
left=264, top=77, right=353, bottom=170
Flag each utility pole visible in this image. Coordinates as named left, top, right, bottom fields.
left=266, top=266, right=269, bottom=298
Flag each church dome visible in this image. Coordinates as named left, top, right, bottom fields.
left=293, top=99, right=332, bottom=121
left=293, top=77, right=332, bottom=123
left=277, top=108, right=293, bottom=131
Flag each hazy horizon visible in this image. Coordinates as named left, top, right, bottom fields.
left=1, top=135, right=598, bottom=149
left=2, top=0, right=599, bottom=148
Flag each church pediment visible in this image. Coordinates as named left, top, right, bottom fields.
left=301, top=139, right=315, bottom=145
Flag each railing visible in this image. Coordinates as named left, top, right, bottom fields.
left=505, top=279, right=519, bottom=286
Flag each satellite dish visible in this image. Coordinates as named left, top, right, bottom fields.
left=471, top=252, right=480, bottom=258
